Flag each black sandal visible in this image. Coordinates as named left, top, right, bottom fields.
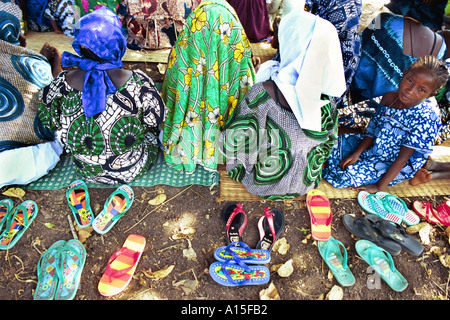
left=256, top=208, right=285, bottom=251
left=222, top=203, right=247, bottom=244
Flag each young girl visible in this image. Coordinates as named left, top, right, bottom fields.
left=323, top=55, right=449, bottom=192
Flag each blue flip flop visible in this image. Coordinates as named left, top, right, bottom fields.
left=357, top=191, right=402, bottom=224
left=376, top=192, right=420, bottom=226
left=355, top=240, right=408, bottom=292
left=209, top=259, right=270, bottom=287
left=318, top=236, right=355, bottom=287
left=214, top=242, right=270, bottom=264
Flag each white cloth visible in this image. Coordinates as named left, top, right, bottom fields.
left=255, top=10, right=346, bottom=131
left=0, top=139, right=63, bottom=188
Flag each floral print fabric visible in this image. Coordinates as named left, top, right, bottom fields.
left=38, top=70, right=166, bottom=185
left=161, top=0, right=255, bottom=174
left=323, top=100, right=441, bottom=188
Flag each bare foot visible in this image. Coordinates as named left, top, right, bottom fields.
left=409, top=168, right=432, bottom=186
left=252, top=56, right=261, bottom=72
left=40, top=42, right=63, bottom=78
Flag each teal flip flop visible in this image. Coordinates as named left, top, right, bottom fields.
left=92, top=185, right=134, bottom=234
left=355, top=240, right=408, bottom=292
left=66, top=180, right=94, bottom=228
left=318, top=236, right=355, bottom=287
left=0, top=200, right=38, bottom=250
left=34, top=240, right=66, bottom=300
left=54, top=239, right=86, bottom=300
left=214, top=242, right=270, bottom=264
left=376, top=192, right=420, bottom=226
left=357, top=191, right=402, bottom=225
left=0, top=199, right=14, bottom=231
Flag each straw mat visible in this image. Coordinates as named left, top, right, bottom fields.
left=218, top=140, right=450, bottom=202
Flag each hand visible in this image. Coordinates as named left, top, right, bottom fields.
left=350, top=183, right=381, bottom=193
left=339, top=153, right=360, bottom=170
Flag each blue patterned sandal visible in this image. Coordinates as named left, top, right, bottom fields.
left=357, top=191, right=402, bottom=224
left=214, top=242, right=270, bottom=264
left=92, top=185, right=134, bottom=234
left=209, top=259, right=270, bottom=287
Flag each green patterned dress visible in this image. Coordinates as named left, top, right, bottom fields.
left=161, top=0, right=255, bottom=174
left=38, top=70, right=166, bottom=185
left=221, top=82, right=338, bottom=200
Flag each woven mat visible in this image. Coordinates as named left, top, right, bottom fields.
left=218, top=140, right=450, bottom=202
left=25, top=31, right=171, bottom=63
left=250, top=42, right=277, bottom=64
left=26, top=151, right=218, bottom=190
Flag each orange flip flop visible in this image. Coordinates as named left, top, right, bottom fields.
left=307, top=189, right=332, bottom=241
left=98, top=234, right=145, bottom=297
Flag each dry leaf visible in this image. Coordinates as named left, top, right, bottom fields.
left=439, top=254, right=450, bottom=268
left=172, top=226, right=196, bottom=240
left=419, top=224, right=432, bottom=245
left=173, top=279, right=198, bottom=295
left=2, top=187, right=25, bottom=199
left=272, top=237, right=290, bottom=255
left=406, top=222, right=430, bottom=234
left=44, top=223, right=55, bottom=229
left=277, top=259, right=294, bottom=277
left=259, top=282, right=280, bottom=300
left=77, top=226, right=93, bottom=243
left=148, top=194, right=166, bottom=206
left=183, top=239, right=197, bottom=261
left=326, top=285, right=343, bottom=300
left=143, top=265, right=175, bottom=280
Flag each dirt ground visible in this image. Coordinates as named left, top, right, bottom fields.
left=1, top=0, right=450, bottom=308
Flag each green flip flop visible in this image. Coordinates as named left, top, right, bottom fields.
left=0, top=200, right=38, bottom=250
left=0, top=199, right=14, bottom=231
left=54, top=239, right=86, bottom=300
left=355, top=240, right=408, bottom=292
left=66, top=180, right=94, bottom=228
left=34, top=240, right=66, bottom=300
left=318, top=236, right=355, bottom=287
left=92, top=185, right=134, bottom=234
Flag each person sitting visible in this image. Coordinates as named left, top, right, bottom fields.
left=409, top=159, right=450, bottom=186
left=350, top=1, right=448, bottom=104
left=38, top=6, right=166, bottom=185
left=0, top=0, right=64, bottom=188
left=161, top=0, right=255, bottom=174
left=323, top=56, right=449, bottom=192
left=221, top=8, right=346, bottom=200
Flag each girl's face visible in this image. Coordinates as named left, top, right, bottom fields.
left=397, top=68, right=437, bottom=108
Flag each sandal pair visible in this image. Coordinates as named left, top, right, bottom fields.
left=0, top=199, right=38, bottom=250
left=67, top=180, right=134, bottom=234
left=34, top=239, right=86, bottom=300
left=209, top=241, right=270, bottom=286
left=222, top=203, right=284, bottom=251
left=412, top=201, right=450, bottom=226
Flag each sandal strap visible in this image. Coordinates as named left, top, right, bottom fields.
left=365, top=245, right=395, bottom=272
left=221, top=259, right=251, bottom=286
left=263, top=208, right=277, bottom=242
left=105, top=247, right=140, bottom=282
left=224, top=242, right=252, bottom=261
left=54, top=245, right=84, bottom=283
left=225, top=204, right=245, bottom=233
left=322, top=238, right=348, bottom=270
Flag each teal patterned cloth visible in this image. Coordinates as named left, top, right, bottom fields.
left=25, top=150, right=219, bottom=190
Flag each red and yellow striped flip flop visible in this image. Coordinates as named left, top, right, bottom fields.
left=98, top=234, right=146, bottom=297
left=306, top=189, right=332, bottom=241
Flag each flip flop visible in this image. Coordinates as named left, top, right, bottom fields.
left=34, top=240, right=66, bottom=300
left=0, top=199, right=13, bottom=231
left=92, top=185, right=134, bottom=234
left=342, top=214, right=402, bottom=256
left=98, top=234, right=146, bottom=296
left=221, top=203, right=247, bottom=244
left=412, top=201, right=442, bottom=225
left=255, top=208, right=285, bottom=251
left=209, top=259, right=270, bottom=286
left=54, top=240, right=86, bottom=300
left=214, top=242, right=270, bottom=265
left=365, top=214, right=423, bottom=256
left=376, top=192, right=420, bottom=226
left=306, top=189, right=332, bottom=241
left=435, top=203, right=450, bottom=227
left=317, top=236, right=355, bottom=287
left=357, top=191, right=402, bottom=224
left=0, top=200, right=38, bottom=250
left=355, top=240, right=408, bottom=292
left=66, top=180, right=94, bottom=228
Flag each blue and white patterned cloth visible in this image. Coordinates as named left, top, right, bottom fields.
left=323, top=99, right=442, bottom=188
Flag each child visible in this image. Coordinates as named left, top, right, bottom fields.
left=323, top=55, right=449, bottom=192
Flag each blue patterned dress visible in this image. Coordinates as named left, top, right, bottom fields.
left=323, top=99, right=441, bottom=188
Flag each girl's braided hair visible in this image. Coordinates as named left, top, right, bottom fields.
left=405, top=55, right=449, bottom=94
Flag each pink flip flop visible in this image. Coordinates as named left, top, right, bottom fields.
left=412, top=201, right=442, bottom=225
left=436, top=203, right=450, bottom=226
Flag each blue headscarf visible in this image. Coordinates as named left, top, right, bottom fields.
left=61, top=6, right=127, bottom=118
